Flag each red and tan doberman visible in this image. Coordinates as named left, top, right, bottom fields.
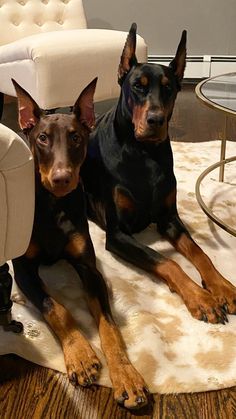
left=12, top=78, right=150, bottom=409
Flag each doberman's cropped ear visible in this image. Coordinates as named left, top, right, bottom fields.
left=169, top=30, right=187, bottom=85
left=12, top=79, right=42, bottom=131
left=118, top=23, right=138, bottom=85
left=73, top=77, right=97, bottom=130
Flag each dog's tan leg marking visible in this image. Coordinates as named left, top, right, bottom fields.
left=155, top=259, right=227, bottom=323
left=164, top=188, right=176, bottom=208
left=87, top=297, right=149, bottom=409
left=43, top=297, right=101, bottom=386
left=25, top=240, right=40, bottom=259
left=171, top=233, right=236, bottom=314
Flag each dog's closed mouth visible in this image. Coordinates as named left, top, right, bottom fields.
left=135, top=133, right=166, bottom=143
left=134, top=125, right=168, bottom=143
left=52, top=187, right=75, bottom=198
left=43, top=173, right=80, bottom=198
left=45, top=183, right=77, bottom=198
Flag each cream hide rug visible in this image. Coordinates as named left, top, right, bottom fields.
left=1, top=140, right=236, bottom=394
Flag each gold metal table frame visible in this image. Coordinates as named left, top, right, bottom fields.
left=195, top=73, right=236, bottom=236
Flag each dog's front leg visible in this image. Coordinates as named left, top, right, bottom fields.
left=106, top=225, right=227, bottom=324
left=160, top=213, right=236, bottom=316
left=69, top=256, right=150, bottom=410
left=12, top=254, right=101, bottom=387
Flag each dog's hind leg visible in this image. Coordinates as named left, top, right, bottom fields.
left=12, top=255, right=102, bottom=387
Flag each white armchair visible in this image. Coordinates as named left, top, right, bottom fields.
left=0, top=0, right=147, bottom=114
left=0, top=123, right=34, bottom=332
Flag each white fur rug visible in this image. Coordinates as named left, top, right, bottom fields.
left=1, top=140, right=236, bottom=394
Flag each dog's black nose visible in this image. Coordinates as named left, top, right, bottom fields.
left=52, top=169, right=72, bottom=187
left=147, top=112, right=165, bottom=126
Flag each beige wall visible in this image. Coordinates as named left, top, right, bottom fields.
left=83, top=0, right=236, bottom=56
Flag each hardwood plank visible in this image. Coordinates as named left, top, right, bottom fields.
left=1, top=355, right=236, bottom=418
left=0, top=356, right=154, bottom=419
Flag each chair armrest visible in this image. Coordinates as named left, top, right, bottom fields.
left=0, top=124, right=34, bottom=264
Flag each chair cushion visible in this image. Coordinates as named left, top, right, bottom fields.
left=0, top=29, right=147, bottom=109
left=0, top=124, right=34, bottom=265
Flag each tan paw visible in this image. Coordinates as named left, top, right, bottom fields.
left=185, top=288, right=228, bottom=324
left=111, top=363, right=149, bottom=409
left=63, top=334, right=102, bottom=387
left=203, top=276, right=236, bottom=315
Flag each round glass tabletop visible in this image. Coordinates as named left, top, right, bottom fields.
left=195, top=73, right=236, bottom=236
left=196, top=72, right=236, bottom=116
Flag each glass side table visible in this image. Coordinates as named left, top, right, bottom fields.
left=195, top=73, right=236, bottom=236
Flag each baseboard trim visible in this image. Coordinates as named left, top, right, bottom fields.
left=148, top=55, right=236, bottom=79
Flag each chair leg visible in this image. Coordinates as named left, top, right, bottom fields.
left=0, top=263, right=23, bottom=333
left=0, top=92, right=4, bottom=120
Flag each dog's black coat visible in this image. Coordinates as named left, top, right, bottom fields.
left=81, top=24, right=236, bottom=325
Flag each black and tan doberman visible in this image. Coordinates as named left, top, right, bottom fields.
left=82, top=23, right=236, bottom=324
left=11, top=78, right=150, bottom=409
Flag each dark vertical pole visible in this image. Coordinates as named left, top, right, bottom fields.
left=0, top=92, right=4, bottom=120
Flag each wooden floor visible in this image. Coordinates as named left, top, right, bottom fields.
left=1, top=84, right=236, bottom=419
left=1, top=354, right=236, bottom=419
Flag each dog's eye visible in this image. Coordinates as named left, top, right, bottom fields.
left=37, top=133, right=48, bottom=145
left=133, top=82, right=145, bottom=92
left=164, top=84, right=172, bottom=94
left=70, top=133, right=81, bottom=144
left=133, top=76, right=149, bottom=93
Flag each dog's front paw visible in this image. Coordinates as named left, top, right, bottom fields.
left=202, top=275, right=236, bottom=315
left=111, top=363, right=150, bottom=409
left=185, top=288, right=228, bottom=324
left=63, top=333, right=102, bottom=387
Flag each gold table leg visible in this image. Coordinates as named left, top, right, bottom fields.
left=195, top=156, right=236, bottom=237
left=219, top=115, right=228, bottom=182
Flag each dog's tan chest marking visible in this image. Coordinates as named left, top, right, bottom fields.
left=113, top=187, right=135, bottom=213
left=65, top=233, right=86, bottom=258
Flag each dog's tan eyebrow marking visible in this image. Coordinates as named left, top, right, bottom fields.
left=41, top=123, right=57, bottom=136
left=161, top=75, right=170, bottom=86
left=140, top=75, right=149, bottom=86
left=68, top=127, right=79, bottom=133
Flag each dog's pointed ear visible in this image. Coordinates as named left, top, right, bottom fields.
left=169, top=30, right=187, bottom=84
left=118, top=23, right=138, bottom=85
left=12, top=79, right=42, bottom=131
left=73, top=77, right=97, bottom=130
